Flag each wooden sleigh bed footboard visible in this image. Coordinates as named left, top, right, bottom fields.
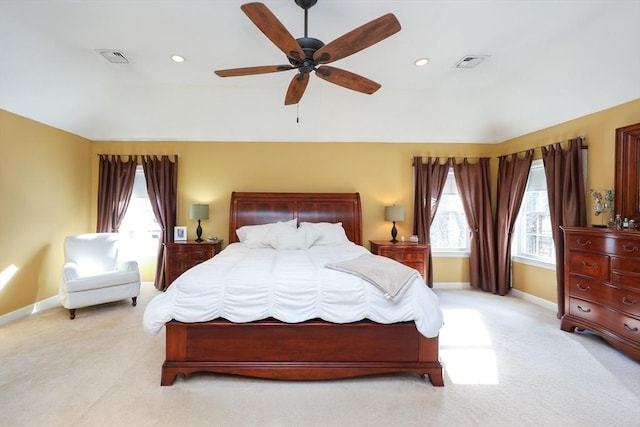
left=158, top=192, right=444, bottom=387
left=162, top=318, right=444, bottom=386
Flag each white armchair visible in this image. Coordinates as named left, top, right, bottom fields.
left=60, top=233, right=141, bottom=319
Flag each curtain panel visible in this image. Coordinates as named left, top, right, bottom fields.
left=452, top=158, right=497, bottom=292
left=142, top=155, right=178, bottom=291
left=495, top=151, right=533, bottom=295
left=97, top=155, right=137, bottom=233
left=542, top=138, right=587, bottom=317
left=413, top=156, right=451, bottom=287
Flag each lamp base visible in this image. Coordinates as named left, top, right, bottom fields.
left=390, top=222, right=398, bottom=243
left=195, top=220, right=203, bottom=243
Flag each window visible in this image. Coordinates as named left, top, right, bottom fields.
left=430, top=169, right=470, bottom=253
left=119, top=166, right=161, bottom=260
left=514, top=159, right=555, bottom=265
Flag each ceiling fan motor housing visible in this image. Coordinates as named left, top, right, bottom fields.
left=295, top=0, right=318, bottom=10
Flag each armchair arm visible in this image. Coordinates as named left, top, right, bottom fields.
left=62, top=262, right=81, bottom=282
left=117, top=260, right=140, bottom=273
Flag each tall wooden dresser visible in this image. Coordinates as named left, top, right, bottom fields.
left=561, top=227, right=640, bottom=361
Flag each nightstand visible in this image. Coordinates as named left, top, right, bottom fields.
left=164, top=240, right=223, bottom=287
left=369, top=240, right=428, bottom=283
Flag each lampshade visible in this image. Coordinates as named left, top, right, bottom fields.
left=384, top=205, right=404, bottom=222
left=189, top=204, right=209, bottom=220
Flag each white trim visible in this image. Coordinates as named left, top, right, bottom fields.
left=512, top=255, right=556, bottom=271
left=510, top=288, right=556, bottom=312
left=433, top=282, right=469, bottom=290
left=0, top=282, right=156, bottom=326
left=432, top=251, right=470, bottom=258
left=0, top=295, right=60, bottom=326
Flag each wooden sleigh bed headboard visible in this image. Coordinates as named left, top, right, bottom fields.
left=228, top=192, right=363, bottom=245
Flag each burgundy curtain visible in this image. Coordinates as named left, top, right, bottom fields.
left=413, top=156, right=451, bottom=287
left=542, top=138, right=587, bottom=317
left=495, top=151, right=533, bottom=295
left=142, top=155, right=178, bottom=291
left=452, top=158, right=497, bottom=292
left=96, top=155, right=137, bottom=233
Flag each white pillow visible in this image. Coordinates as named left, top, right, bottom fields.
left=272, top=227, right=321, bottom=250
left=236, top=219, right=296, bottom=248
left=298, top=222, right=349, bottom=245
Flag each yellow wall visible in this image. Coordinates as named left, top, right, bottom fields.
left=1, top=98, right=639, bottom=316
left=0, top=110, right=92, bottom=314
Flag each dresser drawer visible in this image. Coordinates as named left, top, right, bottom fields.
left=567, top=252, right=609, bottom=280
left=565, top=235, right=609, bottom=252
left=611, top=238, right=640, bottom=257
left=569, top=275, right=640, bottom=317
left=611, top=271, right=640, bottom=289
left=611, top=257, right=640, bottom=275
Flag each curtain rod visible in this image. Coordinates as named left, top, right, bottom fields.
left=411, top=155, right=491, bottom=163
left=96, top=154, right=179, bottom=157
left=500, top=136, right=587, bottom=158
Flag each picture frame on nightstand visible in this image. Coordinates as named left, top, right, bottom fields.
left=174, top=226, right=187, bottom=241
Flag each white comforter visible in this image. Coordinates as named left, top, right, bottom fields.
left=143, top=242, right=443, bottom=338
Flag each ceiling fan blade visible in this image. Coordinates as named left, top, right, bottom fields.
left=315, top=66, right=381, bottom=95
left=313, top=13, right=401, bottom=64
left=215, top=65, right=293, bottom=77
left=284, top=73, right=310, bottom=105
left=241, top=2, right=306, bottom=62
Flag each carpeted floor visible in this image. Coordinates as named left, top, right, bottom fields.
left=1, top=285, right=638, bottom=427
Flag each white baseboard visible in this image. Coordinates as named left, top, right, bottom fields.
left=433, top=282, right=557, bottom=312
left=0, top=282, right=156, bottom=326
left=0, top=295, right=60, bottom=326
left=509, top=288, right=557, bottom=312
left=433, top=282, right=469, bottom=290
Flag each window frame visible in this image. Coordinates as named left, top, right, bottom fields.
left=430, top=168, right=470, bottom=257
left=512, top=159, right=556, bottom=270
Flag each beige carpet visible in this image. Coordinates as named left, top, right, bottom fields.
left=1, top=285, right=638, bottom=427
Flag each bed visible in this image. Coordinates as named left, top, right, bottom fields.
left=146, top=192, right=444, bottom=386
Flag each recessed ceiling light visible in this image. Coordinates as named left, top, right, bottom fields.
left=171, top=55, right=185, bottom=63
left=414, top=58, right=429, bottom=66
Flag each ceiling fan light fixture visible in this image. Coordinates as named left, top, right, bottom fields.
left=171, top=54, right=185, bottom=63
left=414, top=57, right=429, bottom=66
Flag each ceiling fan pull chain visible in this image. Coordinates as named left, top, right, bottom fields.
left=297, top=103, right=300, bottom=123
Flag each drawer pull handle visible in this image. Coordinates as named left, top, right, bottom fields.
left=581, top=261, right=596, bottom=269
left=623, top=323, right=639, bottom=332
left=622, top=245, right=639, bottom=252
left=576, top=283, right=591, bottom=291
left=576, top=239, right=591, bottom=246
left=577, top=305, right=591, bottom=313
left=622, top=296, right=638, bottom=306
left=614, top=275, right=622, bottom=283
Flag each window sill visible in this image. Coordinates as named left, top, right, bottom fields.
left=512, top=255, right=555, bottom=271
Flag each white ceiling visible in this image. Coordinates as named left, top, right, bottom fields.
left=1, top=0, right=639, bottom=143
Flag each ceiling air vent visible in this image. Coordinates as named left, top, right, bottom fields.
left=454, top=55, right=490, bottom=69
left=96, top=49, right=130, bottom=64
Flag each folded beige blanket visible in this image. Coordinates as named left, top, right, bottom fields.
left=325, top=254, right=419, bottom=300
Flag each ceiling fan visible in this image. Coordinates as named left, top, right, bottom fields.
left=214, top=1, right=401, bottom=105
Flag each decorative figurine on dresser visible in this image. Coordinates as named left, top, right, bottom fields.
left=561, top=226, right=640, bottom=361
